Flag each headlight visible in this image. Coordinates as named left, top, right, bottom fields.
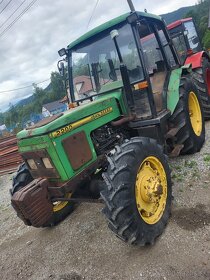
left=27, top=159, right=37, bottom=170
left=42, top=157, right=53, bottom=169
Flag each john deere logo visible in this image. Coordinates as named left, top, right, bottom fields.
left=51, top=107, right=113, bottom=138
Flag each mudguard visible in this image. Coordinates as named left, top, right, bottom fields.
left=167, top=64, right=192, bottom=114
left=185, top=51, right=210, bottom=69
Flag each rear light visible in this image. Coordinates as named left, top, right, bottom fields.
left=27, top=159, right=38, bottom=170
left=42, top=157, right=53, bottom=169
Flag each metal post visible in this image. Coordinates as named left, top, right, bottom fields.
left=127, top=0, right=135, bottom=12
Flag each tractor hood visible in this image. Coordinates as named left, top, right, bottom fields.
left=17, top=92, right=125, bottom=140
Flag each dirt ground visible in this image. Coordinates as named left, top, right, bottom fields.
left=1, top=124, right=210, bottom=280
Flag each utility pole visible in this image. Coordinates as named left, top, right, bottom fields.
left=127, top=0, right=135, bottom=12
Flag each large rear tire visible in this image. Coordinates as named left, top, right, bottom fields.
left=12, top=163, right=74, bottom=227
left=101, top=137, right=172, bottom=246
left=170, top=76, right=205, bottom=154
left=192, top=57, right=210, bottom=120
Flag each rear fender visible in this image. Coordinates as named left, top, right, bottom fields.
left=167, top=64, right=192, bottom=114
left=185, top=51, right=210, bottom=69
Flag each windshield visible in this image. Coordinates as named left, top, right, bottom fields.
left=71, top=23, right=144, bottom=101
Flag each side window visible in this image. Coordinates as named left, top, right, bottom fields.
left=139, top=21, right=167, bottom=112
left=117, top=24, right=144, bottom=83
left=184, top=21, right=201, bottom=52
left=157, top=26, right=176, bottom=67
left=140, top=26, right=165, bottom=74
left=171, top=35, right=188, bottom=65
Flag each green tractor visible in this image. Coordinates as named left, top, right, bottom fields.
left=11, top=1, right=205, bottom=246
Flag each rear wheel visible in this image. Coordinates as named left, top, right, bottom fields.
left=12, top=163, right=74, bottom=227
left=170, top=76, right=205, bottom=154
left=101, top=137, right=172, bottom=246
left=192, top=57, right=210, bottom=120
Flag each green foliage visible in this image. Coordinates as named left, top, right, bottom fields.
left=161, top=7, right=196, bottom=24
left=202, top=30, right=210, bottom=49
left=0, top=112, right=4, bottom=125
left=50, top=72, right=66, bottom=100
left=1, top=71, right=66, bottom=130
left=184, top=0, right=210, bottom=49
left=73, top=56, right=89, bottom=77
left=203, top=154, right=210, bottom=163
left=184, top=160, right=198, bottom=168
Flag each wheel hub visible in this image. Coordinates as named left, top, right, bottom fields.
left=135, top=157, right=167, bottom=224
left=140, top=175, right=163, bottom=203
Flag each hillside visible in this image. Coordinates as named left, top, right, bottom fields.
left=15, top=95, right=35, bottom=107
left=160, top=6, right=196, bottom=24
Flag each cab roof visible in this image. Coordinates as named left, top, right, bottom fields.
left=67, top=11, right=162, bottom=50
left=167, top=17, right=192, bottom=30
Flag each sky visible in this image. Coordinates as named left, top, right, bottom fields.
left=0, top=0, right=197, bottom=112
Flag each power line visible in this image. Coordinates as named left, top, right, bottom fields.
left=0, top=78, right=50, bottom=93
left=0, top=0, right=27, bottom=30
left=86, top=0, right=100, bottom=31
left=0, top=0, right=14, bottom=16
left=0, top=0, right=39, bottom=38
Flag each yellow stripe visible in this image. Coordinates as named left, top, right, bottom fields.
left=51, top=107, right=113, bottom=138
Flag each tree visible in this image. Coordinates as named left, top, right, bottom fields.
left=50, top=71, right=66, bottom=100
left=184, top=0, right=210, bottom=48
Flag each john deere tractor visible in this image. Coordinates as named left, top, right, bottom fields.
left=167, top=17, right=210, bottom=119
left=11, top=1, right=205, bottom=246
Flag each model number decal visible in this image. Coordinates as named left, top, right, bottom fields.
left=51, top=107, right=113, bottom=138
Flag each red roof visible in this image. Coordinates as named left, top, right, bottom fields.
left=60, top=95, right=68, bottom=103
left=167, top=17, right=192, bottom=30
left=74, top=75, right=93, bottom=95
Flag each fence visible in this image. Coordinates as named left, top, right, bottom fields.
left=0, top=135, right=23, bottom=176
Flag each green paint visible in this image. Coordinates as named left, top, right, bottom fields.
left=67, top=12, right=161, bottom=50
left=17, top=93, right=125, bottom=139
left=99, top=81, right=123, bottom=94
left=18, top=135, right=69, bottom=181
left=18, top=96, right=122, bottom=182
left=167, top=65, right=191, bottom=114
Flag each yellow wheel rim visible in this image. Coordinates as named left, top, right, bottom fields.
left=135, top=156, right=167, bottom=225
left=188, top=91, right=202, bottom=136
left=53, top=193, right=72, bottom=212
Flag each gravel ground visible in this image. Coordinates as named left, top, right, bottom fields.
left=1, top=123, right=210, bottom=280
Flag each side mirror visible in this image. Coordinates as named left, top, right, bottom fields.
left=58, top=61, right=65, bottom=77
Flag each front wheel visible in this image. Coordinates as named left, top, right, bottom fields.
left=100, top=137, right=172, bottom=246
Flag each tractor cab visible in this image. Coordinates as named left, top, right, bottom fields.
left=59, top=12, right=179, bottom=125
left=167, top=18, right=202, bottom=64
